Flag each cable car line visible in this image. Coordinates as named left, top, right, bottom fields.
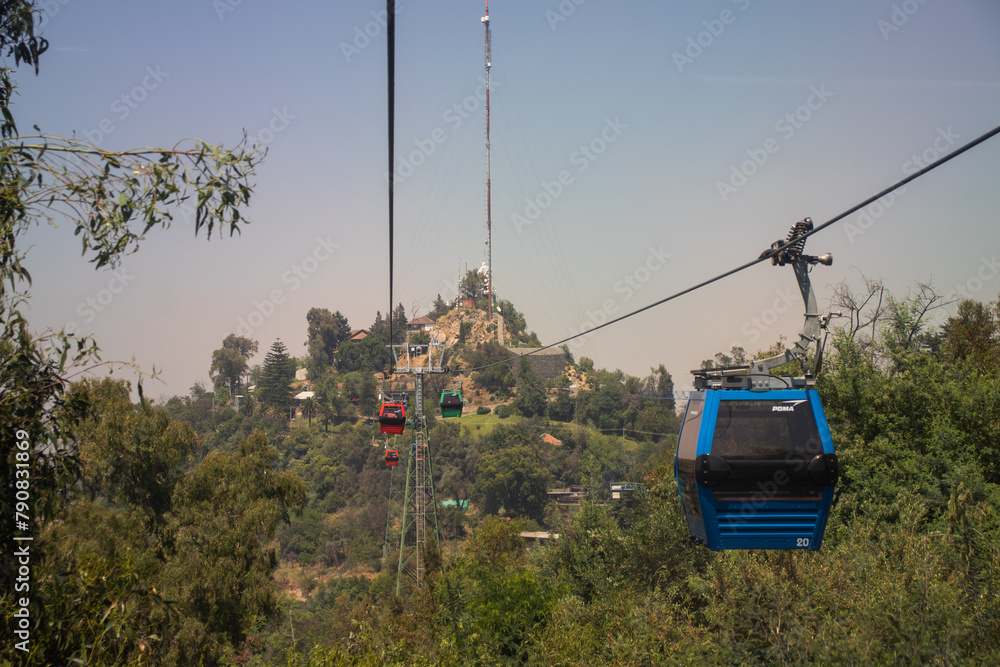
left=458, top=121, right=1000, bottom=376
left=386, top=0, right=396, bottom=374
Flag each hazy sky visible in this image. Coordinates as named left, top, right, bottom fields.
left=15, top=0, right=1000, bottom=400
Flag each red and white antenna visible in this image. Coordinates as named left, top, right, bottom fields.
left=482, top=0, right=493, bottom=323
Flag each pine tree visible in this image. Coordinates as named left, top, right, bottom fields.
left=257, top=339, right=295, bottom=417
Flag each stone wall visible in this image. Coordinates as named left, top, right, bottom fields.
left=511, top=347, right=569, bottom=380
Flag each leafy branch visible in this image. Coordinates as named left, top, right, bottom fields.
left=1, top=133, right=264, bottom=278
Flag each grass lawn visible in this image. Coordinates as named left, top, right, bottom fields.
left=449, top=411, right=522, bottom=436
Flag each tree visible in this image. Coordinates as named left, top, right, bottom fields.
left=437, top=516, right=562, bottom=664
left=700, top=345, right=747, bottom=370
left=495, top=298, right=541, bottom=346
left=302, top=396, right=316, bottom=427
left=546, top=391, right=575, bottom=422
left=369, top=303, right=407, bottom=345
left=943, top=297, right=999, bottom=372
left=637, top=364, right=677, bottom=434
left=209, top=334, right=258, bottom=397
left=161, top=430, right=305, bottom=665
left=470, top=341, right=516, bottom=396
left=340, top=371, right=377, bottom=416
left=304, top=307, right=349, bottom=380
left=589, top=377, right=626, bottom=431
left=0, top=1, right=261, bottom=636
left=429, top=293, right=451, bottom=319
left=474, top=445, right=552, bottom=523
left=314, top=373, right=350, bottom=427
left=257, top=339, right=295, bottom=417
left=68, top=378, right=197, bottom=529
left=513, top=357, right=547, bottom=418
left=459, top=269, right=487, bottom=300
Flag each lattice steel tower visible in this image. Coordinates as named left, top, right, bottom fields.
left=386, top=343, right=445, bottom=595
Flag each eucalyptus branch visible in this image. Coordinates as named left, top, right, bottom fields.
left=0, top=132, right=265, bottom=272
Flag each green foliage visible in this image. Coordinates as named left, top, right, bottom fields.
left=469, top=341, right=516, bottom=397
left=210, top=334, right=258, bottom=398
left=476, top=405, right=491, bottom=415
left=474, top=445, right=551, bottom=522
left=196, top=285, right=1000, bottom=665
left=313, top=374, right=352, bottom=428
left=437, top=517, right=562, bottom=665
left=69, top=378, right=196, bottom=529
left=579, top=433, right=630, bottom=499
left=0, top=9, right=261, bottom=640
left=458, top=320, right=473, bottom=344
left=258, top=339, right=296, bottom=417
left=368, top=303, right=407, bottom=346
left=944, top=297, right=1000, bottom=372
left=512, top=357, right=547, bottom=418
left=305, top=308, right=350, bottom=380
left=459, top=269, right=487, bottom=300
left=26, top=502, right=173, bottom=666
left=161, top=430, right=306, bottom=664
left=429, top=293, right=451, bottom=320
left=495, top=298, right=541, bottom=347
left=335, top=332, right=393, bottom=373
left=545, top=391, right=574, bottom=422
left=2, top=382, right=304, bottom=666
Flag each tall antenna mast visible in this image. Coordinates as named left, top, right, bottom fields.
left=482, top=0, right=493, bottom=324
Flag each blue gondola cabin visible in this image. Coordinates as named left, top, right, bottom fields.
left=378, top=403, right=406, bottom=435
left=675, top=389, right=838, bottom=550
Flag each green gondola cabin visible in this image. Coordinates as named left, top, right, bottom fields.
left=440, top=391, right=463, bottom=418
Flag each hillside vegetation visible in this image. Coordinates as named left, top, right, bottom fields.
left=5, top=283, right=1000, bottom=666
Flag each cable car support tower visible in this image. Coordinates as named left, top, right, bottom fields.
left=388, top=343, right=446, bottom=595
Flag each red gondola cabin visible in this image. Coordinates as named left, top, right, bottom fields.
left=378, top=403, right=406, bottom=435
left=385, top=449, right=399, bottom=466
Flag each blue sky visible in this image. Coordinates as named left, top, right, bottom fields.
left=15, top=0, right=1000, bottom=400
